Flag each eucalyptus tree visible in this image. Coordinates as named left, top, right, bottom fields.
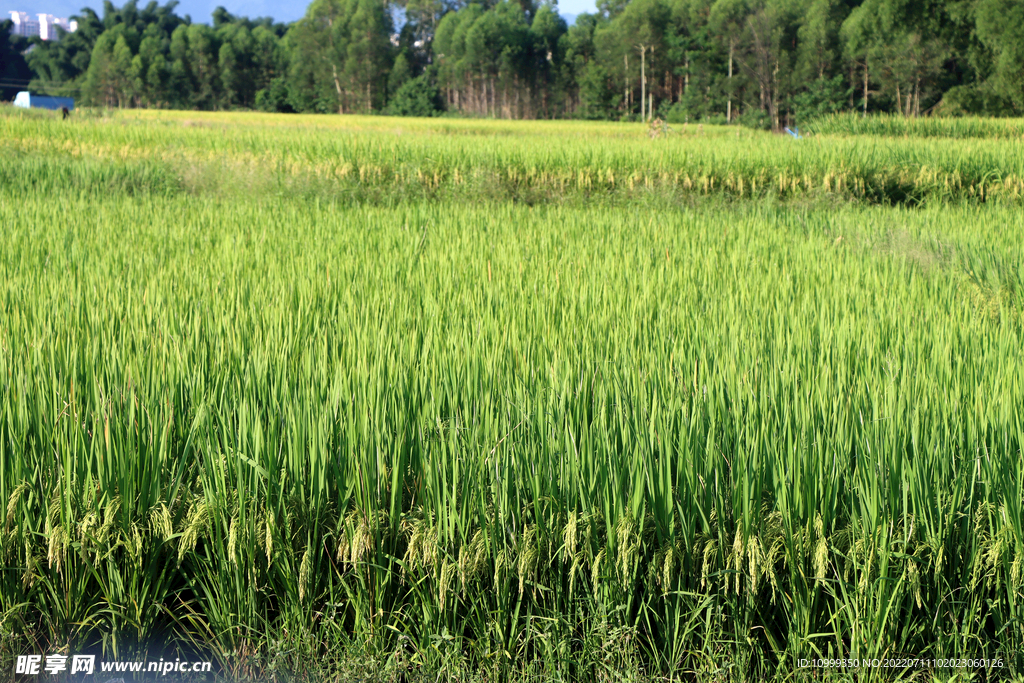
left=0, top=20, right=33, bottom=100
left=841, top=0, right=948, bottom=116
left=168, top=23, right=221, bottom=108
left=614, top=0, right=670, bottom=119
left=559, top=13, right=615, bottom=118
left=708, top=0, right=745, bottom=122
left=434, top=3, right=486, bottom=112
left=528, top=3, right=567, bottom=117
left=24, top=8, right=107, bottom=93
left=286, top=0, right=393, bottom=112
left=83, top=24, right=136, bottom=106
left=974, top=0, right=1024, bottom=112
left=11, top=0, right=1024, bottom=120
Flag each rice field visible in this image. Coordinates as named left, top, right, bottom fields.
left=1, top=107, right=1023, bottom=682
left=5, top=109, right=1024, bottom=204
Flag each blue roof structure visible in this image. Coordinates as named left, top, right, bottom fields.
left=13, top=91, right=75, bottom=110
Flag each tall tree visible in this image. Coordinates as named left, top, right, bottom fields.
left=1, top=20, right=33, bottom=101
left=12, top=0, right=1024, bottom=120
left=709, top=0, right=747, bottom=122
left=529, top=3, right=566, bottom=117
left=841, top=0, right=948, bottom=116
left=343, top=0, right=394, bottom=111
left=25, top=8, right=105, bottom=90
left=974, top=0, right=1024, bottom=111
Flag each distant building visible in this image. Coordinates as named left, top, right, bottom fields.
left=8, top=11, right=77, bottom=40
left=38, top=13, right=76, bottom=39
left=7, top=11, right=38, bottom=36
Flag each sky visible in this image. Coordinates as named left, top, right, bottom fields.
left=5, top=0, right=596, bottom=27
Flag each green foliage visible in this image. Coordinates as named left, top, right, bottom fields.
left=736, top=107, right=769, bottom=128
left=386, top=75, right=444, bottom=116
left=791, top=74, right=849, bottom=123
left=285, top=0, right=394, bottom=113
left=23, top=0, right=288, bottom=110
left=255, top=76, right=294, bottom=112
left=974, top=0, right=1024, bottom=112
left=575, top=60, right=616, bottom=119
left=13, top=0, right=1024, bottom=119
left=0, top=20, right=32, bottom=101
left=25, top=6, right=123, bottom=87
left=389, top=51, right=413, bottom=94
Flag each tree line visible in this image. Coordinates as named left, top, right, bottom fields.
left=1, top=0, right=1023, bottom=126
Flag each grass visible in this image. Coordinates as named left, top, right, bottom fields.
left=0, top=108, right=1023, bottom=682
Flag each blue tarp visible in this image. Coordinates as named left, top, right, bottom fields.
left=13, top=92, right=75, bottom=110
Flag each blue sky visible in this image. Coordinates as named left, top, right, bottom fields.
left=5, top=0, right=595, bottom=26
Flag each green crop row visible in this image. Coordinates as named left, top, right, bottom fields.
left=807, top=113, right=1024, bottom=139
left=5, top=109, right=1024, bottom=205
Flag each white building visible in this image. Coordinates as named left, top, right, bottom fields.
left=8, top=11, right=38, bottom=37
left=38, top=13, right=76, bottom=39
left=8, top=11, right=77, bottom=40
